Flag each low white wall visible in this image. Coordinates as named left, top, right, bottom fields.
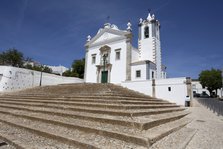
left=121, top=77, right=190, bottom=106
left=155, top=78, right=189, bottom=105
left=0, top=66, right=83, bottom=92
left=121, top=80, right=153, bottom=95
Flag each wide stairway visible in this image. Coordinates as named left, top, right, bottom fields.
left=0, top=83, right=191, bottom=149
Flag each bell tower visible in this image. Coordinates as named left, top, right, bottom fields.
left=138, top=12, right=162, bottom=79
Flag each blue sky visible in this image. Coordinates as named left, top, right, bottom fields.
left=0, top=0, right=222, bottom=79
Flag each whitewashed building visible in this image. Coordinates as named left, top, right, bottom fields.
left=46, top=65, right=69, bottom=76
left=84, top=12, right=166, bottom=84
left=192, top=80, right=223, bottom=98
left=84, top=12, right=194, bottom=106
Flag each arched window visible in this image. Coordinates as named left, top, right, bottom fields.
left=144, top=26, right=149, bottom=38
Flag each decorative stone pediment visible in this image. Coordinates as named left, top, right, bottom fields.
left=85, top=28, right=131, bottom=48
left=95, top=32, right=120, bottom=44
left=99, top=45, right=111, bottom=53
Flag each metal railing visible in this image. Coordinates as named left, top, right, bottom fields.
left=196, top=98, right=223, bottom=116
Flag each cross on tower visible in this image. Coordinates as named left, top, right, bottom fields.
left=148, top=9, right=151, bottom=13
left=106, top=16, right=110, bottom=23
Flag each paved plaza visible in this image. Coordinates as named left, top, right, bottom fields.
left=151, top=98, right=223, bottom=149
left=186, top=99, right=223, bottom=149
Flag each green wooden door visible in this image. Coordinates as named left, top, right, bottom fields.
left=101, top=71, right=108, bottom=83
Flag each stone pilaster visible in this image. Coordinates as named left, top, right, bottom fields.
left=152, top=79, right=156, bottom=98
left=186, top=77, right=192, bottom=106
left=126, top=37, right=132, bottom=81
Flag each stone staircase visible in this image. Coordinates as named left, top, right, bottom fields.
left=0, top=83, right=191, bottom=149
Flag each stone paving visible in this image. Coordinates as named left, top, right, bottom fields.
left=150, top=98, right=223, bottom=149
left=185, top=99, right=223, bottom=149
left=0, top=139, right=16, bottom=149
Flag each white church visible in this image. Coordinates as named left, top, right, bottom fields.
left=84, top=12, right=193, bottom=106
left=84, top=12, right=166, bottom=84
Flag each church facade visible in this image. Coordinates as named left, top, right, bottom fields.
left=84, top=12, right=166, bottom=84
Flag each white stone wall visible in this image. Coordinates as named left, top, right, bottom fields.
left=139, top=37, right=154, bottom=61
left=131, top=47, right=140, bottom=63
left=121, top=80, right=153, bottom=96
left=85, top=39, right=127, bottom=83
left=155, top=78, right=189, bottom=105
left=121, top=77, right=190, bottom=106
left=0, top=66, right=83, bottom=92
left=131, top=64, right=147, bottom=81
left=85, top=46, right=100, bottom=83
left=110, top=40, right=127, bottom=84
left=148, top=63, right=156, bottom=80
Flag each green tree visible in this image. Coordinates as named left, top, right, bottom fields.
left=62, top=69, right=78, bottom=77
left=32, top=65, right=42, bottom=71
left=199, top=68, right=222, bottom=96
left=62, top=58, right=85, bottom=78
left=0, top=54, right=5, bottom=65
left=62, top=70, right=71, bottom=77
left=72, top=58, right=85, bottom=78
left=30, top=65, right=52, bottom=73
left=0, top=48, right=24, bottom=67
left=42, top=66, right=52, bottom=73
left=24, top=64, right=33, bottom=70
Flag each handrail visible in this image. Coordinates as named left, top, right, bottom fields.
left=196, top=98, right=223, bottom=116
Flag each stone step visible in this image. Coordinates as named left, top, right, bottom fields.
left=0, top=95, right=156, bottom=101
left=0, top=100, right=178, bottom=110
left=149, top=127, right=197, bottom=149
left=0, top=97, right=169, bottom=105
left=4, top=93, right=148, bottom=98
left=0, top=113, right=148, bottom=148
left=139, top=110, right=190, bottom=130
left=0, top=83, right=191, bottom=148
left=0, top=83, right=192, bottom=148
left=10, top=83, right=150, bottom=98
left=0, top=106, right=189, bottom=131
left=0, top=139, right=11, bottom=149
left=0, top=103, right=185, bottom=117
left=4, top=89, right=152, bottom=97
left=0, top=110, right=191, bottom=148
left=0, top=121, right=82, bottom=149
left=144, top=117, right=192, bottom=145
left=105, top=84, right=151, bottom=97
